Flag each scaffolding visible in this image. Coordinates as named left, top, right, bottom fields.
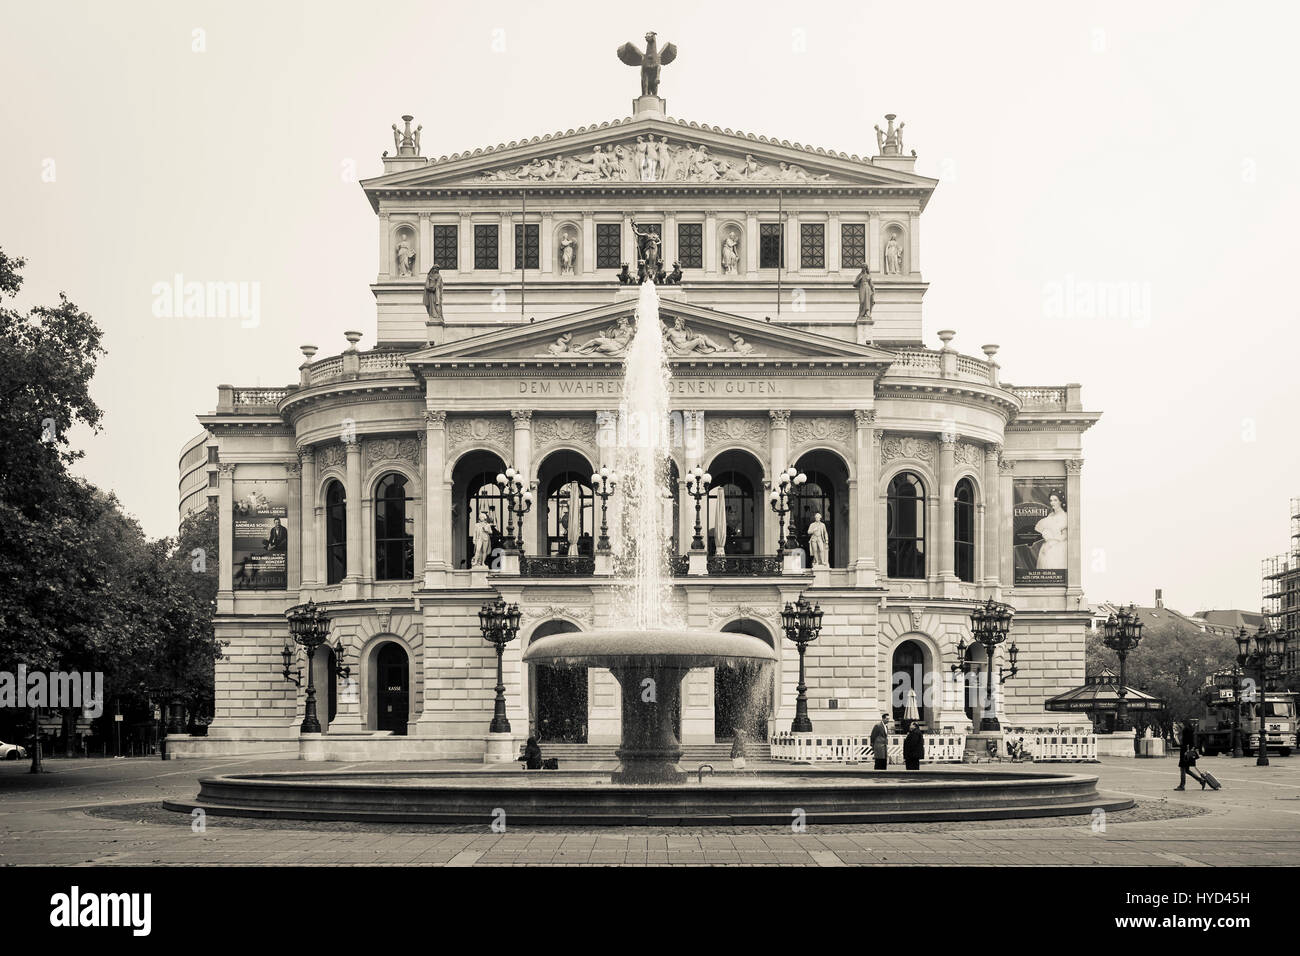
left=1262, top=497, right=1300, bottom=672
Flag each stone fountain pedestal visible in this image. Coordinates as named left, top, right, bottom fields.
left=610, top=663, right=688, bottom=783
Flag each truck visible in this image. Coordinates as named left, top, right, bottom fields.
left=1195, top=673, right=1295, bottom=757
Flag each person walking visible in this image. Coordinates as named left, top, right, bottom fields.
left=903, top=721, right=925, bottom=770
left=1175, top=720, right=1206, bottom=791
left=870, top=714, right=892, bottom=770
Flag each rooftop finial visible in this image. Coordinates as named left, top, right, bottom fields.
left=618, top=31, right=677, bottom=112
left=875, top=113, right=905, bottom=156
left=392, top=114, right=422, bottom=157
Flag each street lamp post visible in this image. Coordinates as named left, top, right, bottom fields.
left=1235, top=622, right=1292, bottom=767
left=952, top=598, right=1017, bottom=732
left=769, top=466, right=806, bottom=558
left=780, top=593, right=823, bottom=732
left=1231, top=663, right=1245, bottom=759
left=285, top=599, right=334, bottom=734
left=1102, top=603, right=1145, bottom=732
left=495, top=466, right=534, bottom=552
left=479, top=597, right=522, bottom=734
left=685, top=466, right=711, bottom=551
left=591, top=467, right=618, bottom=552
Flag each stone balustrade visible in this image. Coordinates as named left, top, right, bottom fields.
left=1011, top=385, right=1068, bottom=409
left=885, top=347, right=993, bottom=385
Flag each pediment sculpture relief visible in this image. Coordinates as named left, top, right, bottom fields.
left=479, top=138, right=832, bottom=184
left=537, top=316, right=760, bottom=357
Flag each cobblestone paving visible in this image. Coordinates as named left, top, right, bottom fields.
left=2, top=755, right=1297, bottom=866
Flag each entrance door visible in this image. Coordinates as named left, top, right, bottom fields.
left=891, top=640, right=928, bottom=727
left=534, top=665, right=588, bottom=743
left=376, top=643, right=409, bottom=736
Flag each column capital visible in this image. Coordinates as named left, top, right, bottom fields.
left=511, top=409, right=534, bottom=424
left=682, top=409, right=705, bottom=427
left=854, top=408, right=877, bottom=427
left=984, top=442, right=1002, bottom=460
left=998, top=454, right=1015, bottom=475
left=939, top=430, right=958, bottom=446
left=297, top=445, right=315, bottom=466
left=425, top=409, right=447, bottom=426
left=1065, top=458, right=1085, bottom=474
left=285, top=460, right=302, bottom=478
left=217, top=462, right=236, bottom=477
left=769, top=409, right=791, bottom=426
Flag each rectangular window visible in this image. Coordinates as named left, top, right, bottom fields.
left=677, top=223, right=703, bottom=269
left=842, top=223, right=863, bottom=269
left=841, top=223, right=866, bottom=269
left=514, top=223, right=539, bottom=270
left=759, top=223, right=784, bottom=269
left=800, top=223, right=825, bottom=269
left=596, top=223, right=621, bottom=269
left=432, top=225, right=458, bottom=269
left=473, top=224, right=498, bottom=270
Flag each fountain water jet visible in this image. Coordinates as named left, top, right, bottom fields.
left=525, top=281, right=776, bottom=783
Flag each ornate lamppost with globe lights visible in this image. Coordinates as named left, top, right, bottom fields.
left=684, top=466, right=711, bottom=551
left=495, top=466, right=533, bottom=552
left=781, top=593, right=823, bottom=732
left=284, top=599, right=335, bottom=734
left=769, top=466, right=806, bottom=558
left=479, top=597, right=522, bottom=734
left=952, top=598, right=1017, bottom=732
left=1102, top=603, right=1145, bottom=732
left=591, top=466, right=618, bottom=552
left=1236, top=622, right=1292, bottom=766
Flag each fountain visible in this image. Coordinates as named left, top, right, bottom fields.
left=169, top=283, right=1130, bottom=825
left=524, top=281, right=777, bottom=783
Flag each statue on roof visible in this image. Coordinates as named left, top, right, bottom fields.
left=617, top=31, right=677, bottom=96
left=875, top=114, right=905, bottom=156
left=423, top=264, right=444, bottom=322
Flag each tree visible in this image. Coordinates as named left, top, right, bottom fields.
left=1087, top=620, right=1238, bottom=734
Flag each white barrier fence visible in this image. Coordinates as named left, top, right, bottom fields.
left=770, top=732, right=967, bottom=764
left=1014, top=732, right=1097, bottom=762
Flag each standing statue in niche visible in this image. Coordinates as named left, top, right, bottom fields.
left=631, top=220, right=661, bottom=275
left=472, top=513, right=494, bottom=568
left=721, top=231, right=740, bottom=274
left=559, top=234, right=577, bottom=276
left=616, top=31, right=678, bottom=97
left=395, top=236, right=416, bottom=276
left=853, top=263, right=874, bottom=320
left=884, top=235, right=903, bottom=275
left=423, top=264, right=444, bottom=321
left=807, top=513, right=830, bottom=568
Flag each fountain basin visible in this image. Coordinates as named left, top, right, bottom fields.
left=524, top=628, right=775, bottom=783
left=168, top=767, right=1132, bottom=826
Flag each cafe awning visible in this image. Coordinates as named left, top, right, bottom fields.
left=1045, top=666, right=1166, bottom=713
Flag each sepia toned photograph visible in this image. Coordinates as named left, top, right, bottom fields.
left=1, top=0, right=1296, bottom=938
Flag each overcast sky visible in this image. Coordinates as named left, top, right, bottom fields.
left=2, top=0, right=1297, bottom=613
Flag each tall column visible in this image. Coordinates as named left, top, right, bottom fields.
left=1066, top=459, right=1084, bottom=593
left=768, top=410, right=790, bottom=556
left=500, top=212, right=514, bottom=279
left=828, top=213, right=841, bottom=273
left=582, top=214, right=595, bottom=274
left=217, top=462, right=235, bottom=608
left=868, top=211, right=881, bottom=272
left=854, top=410, right=878, bottom=586
left=998, top=455, right=1016, bottom=587
left=511, top=410, right=535, bottom=555
left=458, top=213, right=472, bottom=274
left=704, top=212, right=718, bottom=276
left=299, top=447, right=317, bottom=589
left=418, top=213, right=431, bottom=274
left=424, top=410, right=448, bottom=587
left=286, top=459, right=302, bottom=590
left=621, top=214, right=635, bottom=268
left=937, top=432, right=957, bottom=582
left=344, top=439, right=363, bottom=584
left=540, top=212, right=554, bottom=275
left=982, top=444, right=1001, bottom=589
left=378, top=214, right=390, bottom=277
left=663, top=212, right=677, bottom=271
left=745, top=213, right=759, bottom=273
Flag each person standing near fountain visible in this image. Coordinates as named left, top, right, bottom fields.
left=903, top=721, right=925, bottom=770
left=870, top=714, right=892, bottom=770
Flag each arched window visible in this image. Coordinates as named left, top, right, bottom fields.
left=465, top=470, right=506, bottom=564
left=545, top=471, right=594, bottom=557
left=886, top=472, right=926, bottom=579
left=707, top=470, right=755, bottom=555
left=792, top=470, right=835, bottom=565
left=955, top=477, right=976, bottom=583
left=324, top=480, right=347, bottom=585
left=374, top=473, right=414, bottom=580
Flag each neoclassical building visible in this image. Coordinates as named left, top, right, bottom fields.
left=179, top=72, right=1099, bottom=760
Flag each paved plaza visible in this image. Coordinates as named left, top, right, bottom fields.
left=2, top=755, right=1299, bottom=866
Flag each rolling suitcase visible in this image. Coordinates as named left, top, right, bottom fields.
left=1201, top=770, right=1222, bottom=790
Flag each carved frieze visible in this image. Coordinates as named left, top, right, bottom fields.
left=879, top=435, right=937, bottom=466
left=532, top=416, right=599, bottom=455
left=365, top=436, right=423, bottom=469
left=478, top=137, right=833, bottom=185
left=789, top=415, right=853, bottom=450
left=316, top=443, right=346, bottom=470
left=704, top=416, right=768, bottom=450
left=954, top=440, right=983, bottom=468
left=539, top=315, right=757, bottom=358
left=521, top=603, right=595, bottom=629
left=447, top=417, right=512, bottom=455
left=709, top=604, right=782, bottom=632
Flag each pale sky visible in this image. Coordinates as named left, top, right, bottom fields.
left=2, top=0, right=1296, bottom=613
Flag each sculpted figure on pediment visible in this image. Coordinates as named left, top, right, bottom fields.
left=662, top=316, right=722, bottom=355
left=571, top=316, right=634, bottom=355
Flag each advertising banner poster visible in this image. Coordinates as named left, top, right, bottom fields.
left=1012, top=479, right=1067, bottom=586
left=232, top=479, right=289, bottom=590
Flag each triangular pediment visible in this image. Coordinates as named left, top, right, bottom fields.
left=407, top=298, right=897, bottom=366
left=362, top=115, right=936, bottom=202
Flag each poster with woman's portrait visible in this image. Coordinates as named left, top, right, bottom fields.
left=232, top=479, right=289, bottom=590
left=1012, top=480, right=1067, bottom=586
